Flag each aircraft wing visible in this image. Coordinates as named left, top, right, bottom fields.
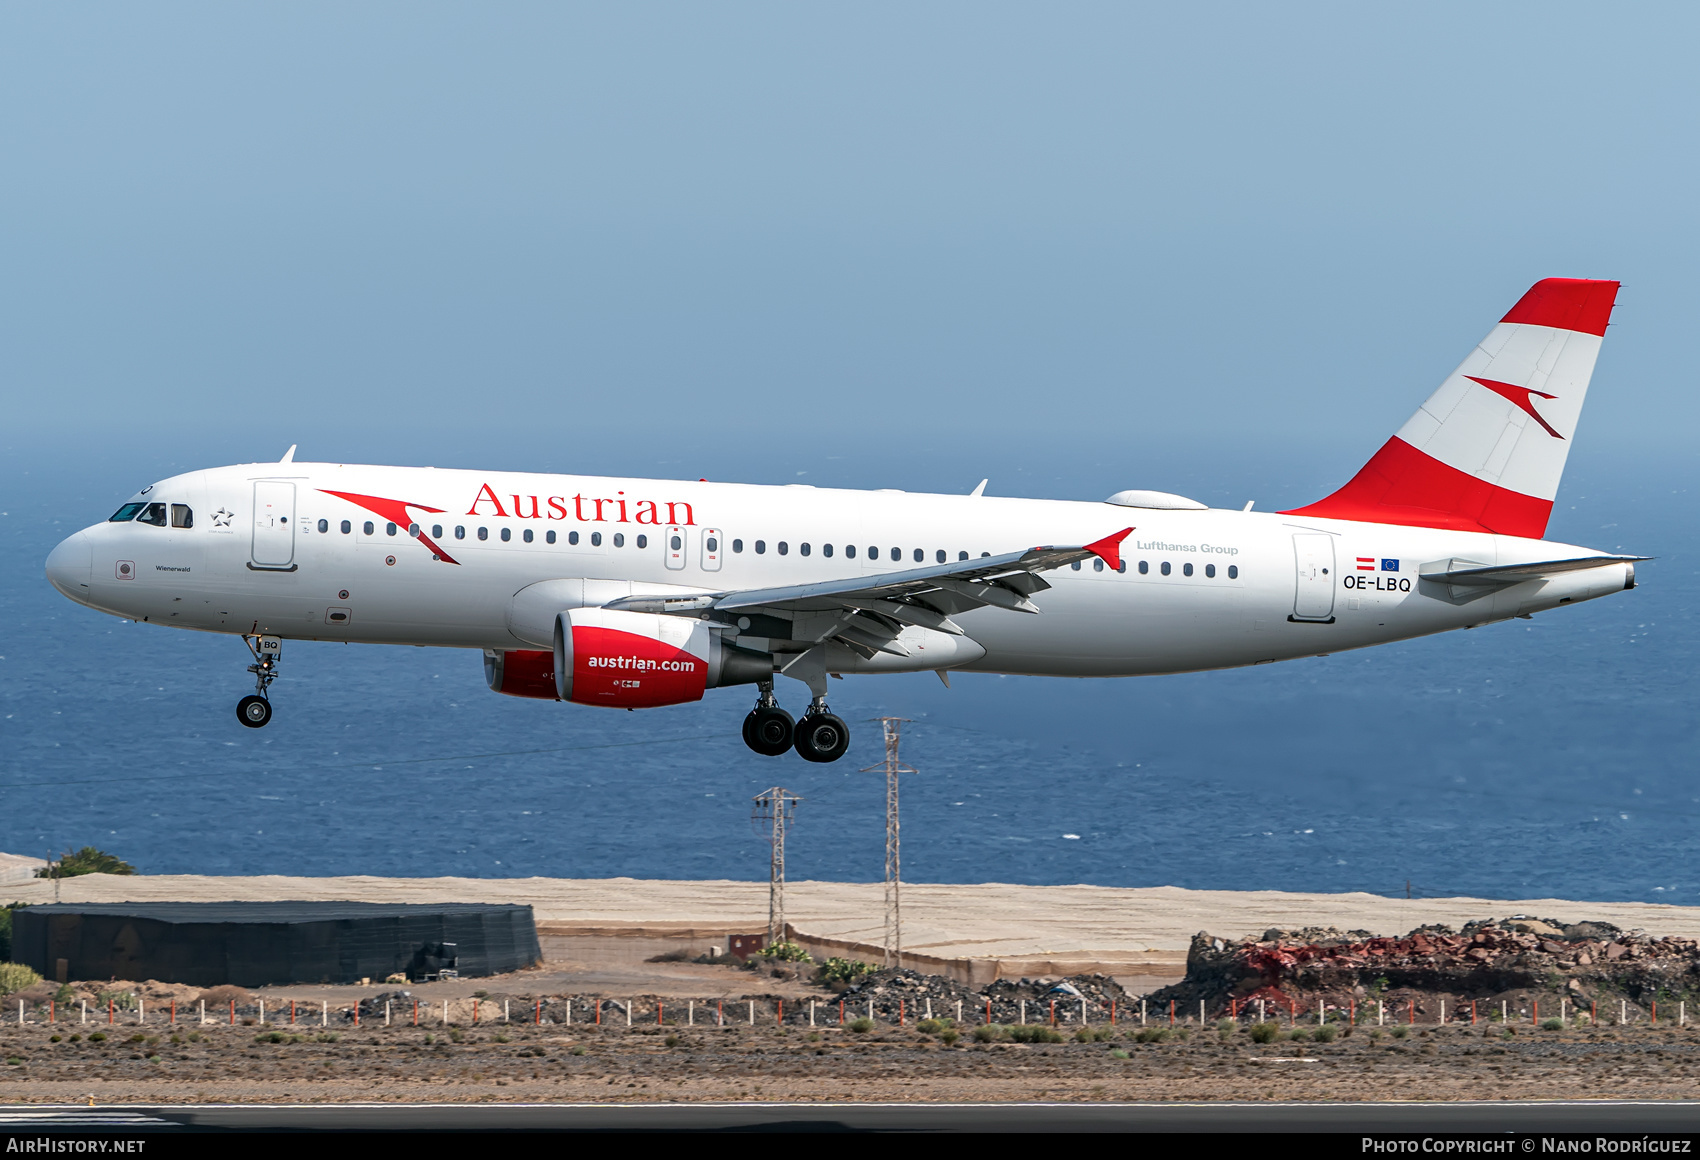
left=604, top=527, right=1132, bottom=658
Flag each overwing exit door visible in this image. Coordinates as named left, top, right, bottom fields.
left=1291, top=533, right=1335, bottom=621
left=251, top=481, right=298, bottom=571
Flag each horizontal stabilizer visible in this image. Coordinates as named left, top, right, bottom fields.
left=1419, top=555, right=1648, bottom=586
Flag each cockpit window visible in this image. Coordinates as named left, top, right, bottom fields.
left=135, top=502, right=168, bottom=527
left=170, top=504, right=193, bottom=529
left=109, top=502, right=146, bottom=522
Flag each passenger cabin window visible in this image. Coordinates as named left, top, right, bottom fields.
left=959, top=552, right=968, bottom=561
left=1093, top=559, right=1104, bottom=572
left=386, top=522, right=397, bottom=536
left=1138, top=560, right=1148, bottom=574
left=590, top=532, right=602, bottom=546
left=913, top=548, right=923, bottom=563
left=546, top=530, right=556, bottom=544
left=778, top=542, right=789, bottom=556
left=454, top=526, right=465, bottom=539
left=613, top=533, right=624, bottom=547
left=408, top=523, right=419, bottom=536
left=755, top=540, right=766, bottom=554
left=1183, top=562, right=1193, bottom=576
left=523, top=528, right=533, bottom=543
left=1205, top=563, right=1216, bottom=578
left=1071, top=561, right=1081, bottom=571
left=822, top=543, right=833, bottom=557
left=1160, top=561, right=1171, bottom=576
left=432, top=524, right=443, bottom=538
left=478, top=527, right=488, bottom=541
left=636, top=534, right=647, bottom=548
left=500, top=527, right=511, bottom=542
left=732, top=539, right=744, bottom=553
left=1117, top=561, right=1127, bottom=573
left=845, top=545, right=856, bottom=559
left=799, top=543, right=810, bottom=556
left=109, top=502, right=147, bottom=522
left=890, top=547, right=900, bottom=562
left=341, top=520, right=352, bottom=534
left=363, top=521, right=375, bottom=536
left=1228, top=565, right=1239, bottom=579
left=567, top=531, right=579, bottom=545
left=318, top=519, right=329, bottom=533
left=135, top=502, right=168, bottom=527
left=936, top=550, right=946, bottom=563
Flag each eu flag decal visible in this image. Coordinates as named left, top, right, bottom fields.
left=1381, top=559, right=1400, bottom=572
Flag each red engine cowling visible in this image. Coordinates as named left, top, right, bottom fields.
left=554, top=607, right=770, bottom=708
left=483, top=648, right=558, bottom=699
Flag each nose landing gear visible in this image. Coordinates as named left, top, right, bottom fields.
left=742, top=681, right=795, bottom=757
left=237, top=635, right=281, bottom=729
left=793, top=697, right=850, bottom=764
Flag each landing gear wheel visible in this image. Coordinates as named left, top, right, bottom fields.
left=743, top=706, right=795, bottom=756
left=793, top=712, right=850, bottom=763
left=237, top=695, right=272, bottom=729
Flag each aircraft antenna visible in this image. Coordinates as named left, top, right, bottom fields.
left=863, top=718, right=916, bottom=969
left=751, top=787, right=802, bottom=950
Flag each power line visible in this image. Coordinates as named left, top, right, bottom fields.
left=0, top=733, right=723, bottom=792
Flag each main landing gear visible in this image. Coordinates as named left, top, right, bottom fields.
left=237, top=635, right=281, bottom=729
left=741, top=681, right=849, bottom=763
left=742, top=682, right=794, bottom=757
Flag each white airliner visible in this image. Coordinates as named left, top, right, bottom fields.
left=46, top=278, right=1641, bottom=762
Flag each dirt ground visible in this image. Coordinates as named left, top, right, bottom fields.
left=6, top=1014, right=1700, bottom=1105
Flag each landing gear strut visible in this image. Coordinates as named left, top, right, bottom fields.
left=237, top=635, right=280, bottom=729
left=793, top=697, right=850, bottom=764
left=741, top=681, right=794, bottom=757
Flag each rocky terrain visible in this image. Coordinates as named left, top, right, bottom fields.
left=8, top=915, right=1700, bottom=1104
left=1149, top=917, right=1700, bottom=1023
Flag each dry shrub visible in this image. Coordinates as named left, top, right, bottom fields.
left=0, top=963, right=42, bottom=996
left=194, top=985, right=253, bottom=1006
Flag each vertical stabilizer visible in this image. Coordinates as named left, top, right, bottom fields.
left=1283, top=278, right=1619, bottom=537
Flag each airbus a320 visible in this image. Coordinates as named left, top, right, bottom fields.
left=46, top=278, right=1640, bottom=762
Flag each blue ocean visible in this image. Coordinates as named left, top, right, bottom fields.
left=1, top=434, right=1691, bottom=905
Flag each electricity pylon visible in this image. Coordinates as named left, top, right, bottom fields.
left=862, top=718, right=915, bottom=969
left=751, top=787, right=801, bottom=949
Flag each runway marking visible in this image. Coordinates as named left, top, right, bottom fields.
left=0, top=1109, right=179, bottom=1127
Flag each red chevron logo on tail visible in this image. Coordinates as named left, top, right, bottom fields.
left=1465, top=376, right=1564, bottom=440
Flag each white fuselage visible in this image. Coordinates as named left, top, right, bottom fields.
left=45, top=461, right=1634, bottom=681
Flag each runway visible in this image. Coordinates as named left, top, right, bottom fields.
left=4, top=1101, right=1700, bottom=1133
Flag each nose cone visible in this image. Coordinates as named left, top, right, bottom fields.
left=46, top=532, right=93, bottom=600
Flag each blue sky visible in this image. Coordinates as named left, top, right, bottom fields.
left=3, top=2, right=1696, bottom=493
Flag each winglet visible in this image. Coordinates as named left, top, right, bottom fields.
left=1084, top=527, right=1134, bottom=571
left=970, top=479, right=988, bottom=497
left=280, top=444, right=297, bottom=464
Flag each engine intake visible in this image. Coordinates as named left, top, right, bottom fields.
left=553, top=607, right=770, bottom=708
left=487, top=609, right=771, bottom=708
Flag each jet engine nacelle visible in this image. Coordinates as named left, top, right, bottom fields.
left=483, top=648, right=559, bottom=700
left=478, top=607, right=772, bottom=709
